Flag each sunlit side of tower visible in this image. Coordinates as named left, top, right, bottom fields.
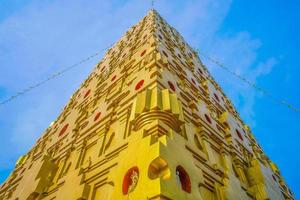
left=0, top=10, right=294, bottom=200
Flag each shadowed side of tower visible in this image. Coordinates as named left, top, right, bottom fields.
left=0, top=9, right=294, bottom=200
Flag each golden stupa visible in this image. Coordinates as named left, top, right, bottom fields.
left=0, top=10, right=294, bottom=200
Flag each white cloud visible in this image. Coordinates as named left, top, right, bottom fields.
left=199, top=32, right=277, bottom=125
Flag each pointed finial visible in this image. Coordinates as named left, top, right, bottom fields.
left=151, top=0, right=155, bottom=9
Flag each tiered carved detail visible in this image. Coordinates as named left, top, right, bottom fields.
left=130, top=88, right=184, bottom=133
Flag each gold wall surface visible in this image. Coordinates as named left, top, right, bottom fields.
left=0, top=10, right=294, bottom=200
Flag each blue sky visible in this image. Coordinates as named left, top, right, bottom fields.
left=0, top=0, right=299, bottom=197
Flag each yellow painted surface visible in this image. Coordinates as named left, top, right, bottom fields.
left=0, top=10, right=294, bottom=200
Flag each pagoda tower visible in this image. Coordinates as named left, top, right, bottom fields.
left=0, top=10, right=294, bottom=200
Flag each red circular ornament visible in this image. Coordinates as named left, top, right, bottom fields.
left=168, top=81, right=176, bottom=92
left=176, top=166, right=191, bottom=193
left=122, top=167, right=139, bottom=195
left=198, top=68, right=203, bottom=74
left=140, top=50, right=146, bottom=57
left=111, top=75, right=117, bottom=81
left=236, top=129, right=243, bottom=141
left=214, top=93, right=220, bottom=102
left=59, top=124, right=69, bottom=136
left=135, top=80, right=144, bottom=90
left=84, top=89, right=91, bottom=98
left=204, top=114, right=212, bottom=124
left=94, top=112, right=101, bottom=121
left=191, top=78, right=196, bottom=85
